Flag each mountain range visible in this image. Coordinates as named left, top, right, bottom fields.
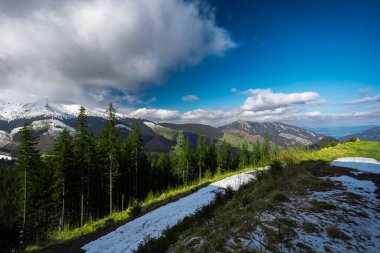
left=340, top=126, right=380, bottom=141
left=1, top=101, right=376, bottom=155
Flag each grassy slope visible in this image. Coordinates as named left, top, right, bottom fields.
left=30, top=166, right=260, bottom=251
left=279, top=140, right=380, bottom=163
left=135, top=140, right=380, bottom=252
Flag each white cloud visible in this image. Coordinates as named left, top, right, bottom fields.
left=0, top=0, right=235, bottom=103
left=359, top=87, right=372, bottom=96
left=240, top=88, right=272, bottom=96
left=241, top=89, right=323, bottom=111
left=145, top=97, right=157, bottom=104
left=181, top=94, right=199, bottom=102
left=230, top=87, right=238, bottom=93
left=343, top=94, right=380, bottom=105
left=130, top=108, right=180, bottom=121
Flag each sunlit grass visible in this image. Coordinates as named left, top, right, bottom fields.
left=275, top=140, right=380, bottom=166
left=25, top=245, right=43, bottom=252
left=47, top=165, right=258, bottom=242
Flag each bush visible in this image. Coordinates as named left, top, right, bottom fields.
left=308, top=200, right=335, bottom=212
left=130, top=199, right=142, bottom=216
left=224, top=185, right=234, bottom=200
left=269, top=159, right=284, bottom=178
left=268, top=190, right=288, bottom=203
left=346, top=137, right=360, bottom=143
left=327, top=227, right=350, bottom=240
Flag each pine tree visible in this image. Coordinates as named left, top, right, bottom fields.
left=52, top=129, right=74, bottom=230
left=252, top=140, right=261, bottom=167
left=238, top=141, right=250, bottom=169
left=16, top=124, right=41, bottom=244
left=196, top=130, right=207, bottom=181
left=127, top=125, right=145, bottom=199
left=217, top=139, right=232, bottom=172
left=206, top=138, right=217, bottom=174
left=261, top=134, right=271, bottom=163
left=73, top=106, right=89, bottom=225
left=98, top=103, right=121, bottom=215
left=170, top=131, right=187, bottom=185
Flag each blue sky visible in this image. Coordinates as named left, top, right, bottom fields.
left=0, top=0, right=379, bottom=126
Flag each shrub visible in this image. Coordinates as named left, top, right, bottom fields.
left=346, top=137, right=360, bottom=143
left=269, top=159, right=284, bottom=178
left=302, top=221, right=318, bottom=234
left=268, top=190, right=288, bottom=203
left=130, top=199, right=142, bottom=216
left=327, top=227, right=350, bottom=241
left=224, top=185, right=234, bottom=200
left=308, top=200, right=335, bottom=212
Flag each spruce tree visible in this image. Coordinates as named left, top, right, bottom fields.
left=171, top=131, right=187, bottom=185
left=206, top=138, right=217, bottom=174
left=127, top=125, right=145, bottom=198
left=252, top=140, right=261, bottom=167
left=196, top=130, right=207, bottom=181
left=17, top=124, right=41, bottom=244
left=52, top=129, right=74, bottom=230
left=73, top=106, right=90, bottom=225
left=217, top=139, right=232, bottom=172
left=261, top=134, right=271, bottom=163
left=238, top=141, right=250, bottom=169
left=98, top=103, right=121, bottom=215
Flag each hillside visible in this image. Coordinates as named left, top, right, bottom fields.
left=132, top=142, right=380, bottom=253
left=219, top=120, right=324, bottom=148
left=161, top=158, right=380, bottom=253
left=22, top=141, right=379, bottom=253
left=341, top=126, right=380, bottom=141
left=305, top=125, right=377, bottom=138
left=0, top=103, right=325, bottom=154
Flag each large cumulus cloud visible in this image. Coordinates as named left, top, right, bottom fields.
left=0, top=0, right=235, bottom=103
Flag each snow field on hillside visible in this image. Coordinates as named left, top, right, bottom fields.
left=82, top=169, right=265, bottom=253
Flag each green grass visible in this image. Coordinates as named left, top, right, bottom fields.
left=138, top=140, right=380, bottom=252
left=47, top=165, right=258, bottom=243
left=25, top=245, right=43, bottom=252
left=276, top=140, right=380, bottom=165
left=221, top=133, right=254, bottom=149
left=151, top=124, right=178, bottom=141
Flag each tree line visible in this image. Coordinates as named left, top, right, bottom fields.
left=0, top=104, right=272, bottom=248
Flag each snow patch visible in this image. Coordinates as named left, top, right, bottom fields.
left=279, top=133, right=312, bottom=145
left=331, top=157, right=380, bottom=174
left=0, top=154, right=13, bottom=160
left=82, top=169, right=266, bottom=253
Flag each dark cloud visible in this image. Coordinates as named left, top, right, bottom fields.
left=0, top=0, right=235, bottom=103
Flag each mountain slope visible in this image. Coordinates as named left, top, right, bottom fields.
left=0, top=102, right=326, bottom=154
left=305, top=125, right=377, bottom=138
left=341, top=126, right=380, bottom=141
left=219, top=120, right=323, bottom=148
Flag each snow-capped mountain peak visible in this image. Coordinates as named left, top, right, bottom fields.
left=0, top=102, right=133, bottom=121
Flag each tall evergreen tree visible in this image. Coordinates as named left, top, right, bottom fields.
left=261, top=134, right=271, bottom=163
left=206, top=138, right=217, bottom=174
left=196, top=130, right=207, bottom=181
left=16, top=124, right=42, bottom=244
left=252, top=140, right=261, bottom=167
left=217, top=139, right=232, bottom=172
left=170, top=131, right=188, bottom=185
left=98, top=103, right=121, bottom=215
left=238, top=141, right=250, bottom=169
left=127, top=125, right=145, bottom=198
left=73, top=106, right=90, bottom=225
left=52, top=129, right=75, bottom=230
